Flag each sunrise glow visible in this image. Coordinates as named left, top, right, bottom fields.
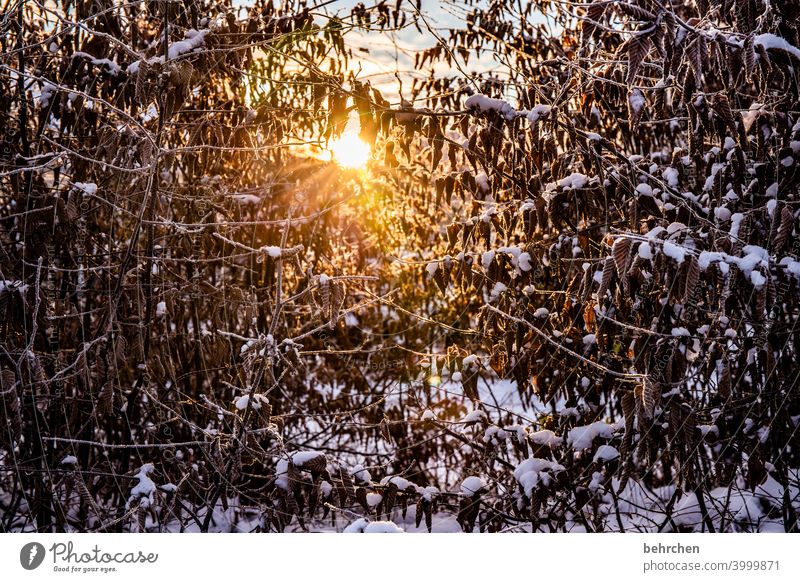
left=328, top=132, right=371, bottom=169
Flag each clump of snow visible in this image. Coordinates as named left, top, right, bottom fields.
left=750, top=270, right=766, bottom=289
left=291, top=450, right=325, bottom=467
left=593, top=444, right=620, bottom=463
left=462, top=354, right=479, bottom=367
left=233, top=394, right=250, bottom=410
left=60, top=455, right=78, bottom=466
left=663, top=167, right=679, bottom=189
left=380, top=475, right=416, bottom=491
left=533, top=307, right=549, bottom=319
left=464, top=94, right=516, bottom=120
left=730, top=213, right=744, bottom=240
left=489, top=281, right=507, bottom=301
left=529, top=429, right=563, bottom=448
left=156, top=301, right=167, bottom=317
left=350, top=464, right=372, bottom=483
left=233, top=393, right=267, bottom=411
left=483, top=426, right=509, bottom=445
left=628, top=89, right=645, bottom=116
left=128, top=29, right=209, bottom=74
left=462, top=409, right=487, bottom=423
left=662, top=241, right=686, bottom=264
left=697, top=424, right=719, bottom=438
left=714, top=206, right=732, bottom=221
left=275, top=458, right=290, bottom=490
left=557, top=172, right=589, bottom=190
left=475, top=171, right=491, bottom=192
left=38, top=81, right=57, bottom=108
left=262, top=246, right=282, bottom=258
left=513, top=457, right=565, bottom=496
left=567, top=421, right=622, bottom=450
left=421, top=409, right=436, bottom=421
left=73, top=182, right=97, bottom=195
left=127, top=463, right=157, bottom=508
left=638, top=241, right=653, bottom=260
left=343, top=518, right=404, bottom=533
left=73, top=52, right=121, bottom=76
left=460, top=475, right=486, bottom=496
left=526, top=104, right=552, bottom=124
left=754, top=33, right=800, bottom=62
left=517, top=252, right=533, bottom=272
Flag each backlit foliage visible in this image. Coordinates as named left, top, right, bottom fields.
left=1, top=0, right=799, bottom=532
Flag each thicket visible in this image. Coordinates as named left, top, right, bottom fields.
left=1, top=0, right=799, bottom=532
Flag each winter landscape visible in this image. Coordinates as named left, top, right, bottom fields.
left=1, top=0, right=800, bottom=533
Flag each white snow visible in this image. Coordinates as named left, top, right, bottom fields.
left=60, top=455, right=78, bottom=466
left=343, top=518, right=404, bottom=533
left=275, top=458, right=290, bottom=490
left=464, top=94, right=516, bottom=120
left=567, top=421, right=622, bottom=450
left=557, top=172, right=589, bottom=190
left=593, top=444, right=620, bottom=463
left=73, top=182, right=97, bottom=195
left=638, top=241, right=653, bottom=260
left=380, top=475, right=416, bottom=491
left=262, top=246, right=282, bottom=258
left=128, top=29, right=209, bottom=74
left=662, top=241, right=687, bottom=264
left=517, top=252, right=533, bottom=272
left=460, top=476, right=486, bottom=496
left=127, top=463, right=157, bottom=508
left=489, top=281, right=507, bottom=301
left=462, top=409, right=487, bottom=423
left=697, top=425, right=719, bottom=438
left=663, top=167, right=679, bottom=189
left=714, top=206, right=732, bottom=221
left=291, top=450, right=325, bottom=467
left=529, top=429, right=563, bottom=448
left=628, top=89, right=645, bottom=116
left=766, top=182, right=779, bottom=198
left=462, top=354, right=480, bottom=367
left=233, top=395, right=250, bottom=410
left=755, top=33, right=800, bottom=62
left=526, top=104, right=552, bottom=124
left=350, top=464, right=372, bottom=483
left=730, top=213, right=744, bottom=240
left=73, top=52, right=121, bottom=75
left=513, top=457, right=565, bottom=496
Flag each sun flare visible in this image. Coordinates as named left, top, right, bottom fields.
left=328, top=132, right=371, bottom=169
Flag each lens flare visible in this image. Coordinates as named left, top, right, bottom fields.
left=328, top=132, right=371, bottom=169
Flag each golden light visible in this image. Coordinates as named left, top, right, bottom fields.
left=328, top=132, right=371, bottom=169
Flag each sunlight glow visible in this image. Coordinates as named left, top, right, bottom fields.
left=328, top=132, right=371, bottom=169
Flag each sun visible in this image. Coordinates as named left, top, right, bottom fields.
left=328, top=132, right=371, bottom=169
